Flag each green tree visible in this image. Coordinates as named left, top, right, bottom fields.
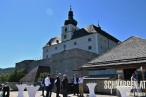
left=8, top=69, right=25, bottom=82
left=38, top=72, right=48, bottom=81
left=0, top=74, right=9, bottom=82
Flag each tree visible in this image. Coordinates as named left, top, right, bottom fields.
left=0, top=74, right=10, bottom=82
left=38, top=72, right=48, bottom=81
left=8, top=69, right=25, bottom=82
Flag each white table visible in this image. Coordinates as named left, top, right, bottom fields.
left=86, top=83, right=97, bottom=97
left=26, top=85, right=40, bottom=97
left=16, top=84, right=27, bottom=97
left=116, top=86, right=132, bottom=97
left=0, top=91, right=3, bottom=97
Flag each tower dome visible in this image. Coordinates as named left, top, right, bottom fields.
left=64, top=6, right=78, bottom=26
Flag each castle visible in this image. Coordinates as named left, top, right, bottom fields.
left=16, top=7, right=120, bottom=80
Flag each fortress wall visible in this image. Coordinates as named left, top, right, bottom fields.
left=15, top=48, right=98, bottom=80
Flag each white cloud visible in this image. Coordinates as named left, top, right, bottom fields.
left=46, top=8, right=53, bottom=16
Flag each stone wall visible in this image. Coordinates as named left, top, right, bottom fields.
left=16, top=59, right=51, bottom=73
left=15, top=48, right=98, bottom=80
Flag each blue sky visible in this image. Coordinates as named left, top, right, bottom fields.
left=0, top=0, right=146, bottom=68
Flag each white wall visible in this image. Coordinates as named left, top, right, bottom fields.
left=97, top=33, right=118, bottom=55
left=43, top=32, right=118, bottom=59
left=66, top=34, right=97, bottom=52
left=43, top=33, right=98, bottom=59
left=61, top=24, right=80, bottom=42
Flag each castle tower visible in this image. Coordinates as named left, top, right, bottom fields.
left=61, top=6, right=80, bottom=42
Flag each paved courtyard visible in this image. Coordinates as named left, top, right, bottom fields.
left=1, top=90, right=146, bottom=97
left=3, top=91, right=117, bottom=97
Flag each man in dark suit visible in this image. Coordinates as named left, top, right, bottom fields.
left=55, top=73, right=61, bottom=97
left=72, top=74, right=79, bottom=95
left=41, top=77, right=45, bottom=96
left=50, top=74, right=55, bottom=97
left=62, top=74, right=68, bottom=97
left=0, top=84, right=2, bottom=91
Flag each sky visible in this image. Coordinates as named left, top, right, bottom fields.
left=0, top=0, right=146, bottom=69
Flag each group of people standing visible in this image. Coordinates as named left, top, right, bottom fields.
left=73, top=74, right=84, bottom=97
left=41, top=73, right=84, bottom=97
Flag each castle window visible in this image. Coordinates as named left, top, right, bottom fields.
left=46, top=49, right=48, bottom=52
left=88, top=46, right=92, bottom=50
left=56, top=40, right=59, bottom=43
left=65, top=27, right=67, bottom=32
left=46, top=55, right=48, bottom=58
left=116, top=70, right=123, bottom=75
left=55, top=47, right=57, bottom=50
left=63, top=44, right=66, bottom=50
left=89, top=69, right=115, bottom=76
left=63, top=35, right=67, bottom=39
left=88, top=38, right=92, bottom=42
left=74, top=42, right=77, bottom=45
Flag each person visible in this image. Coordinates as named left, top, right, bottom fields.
left=2, top=84, right=10, bottom=97
left=116, top=74, right=123, bottom=97
left=45, top=74, right=51, bottom=97
left=131, top=73, right=136, bottom=96
left=78, top=75, right=84, bottom=97
left=49, top=74, right=55, bottom=97
left=55, top=73, right=61, bottom=97
left=41, top=77, right=45, bottom=96
left=0, top=84, right=3, bottom=97
left=72, top=74, right=79, bottom=96
left=131, top=73, right=136, bottom=86
left=144, top=71, right=146, bottom=93
left=134, top=71, right=142, bottom=94
left=134, top=71, right=141, bottom=86
left=62, top=74, right=68, bottom=97
left=19, top=81, right=22, bottom=85
left=0, top=84, right=2, bottom=91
